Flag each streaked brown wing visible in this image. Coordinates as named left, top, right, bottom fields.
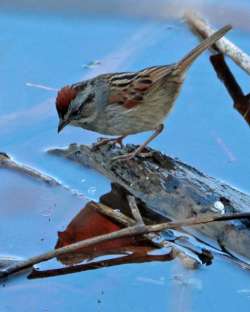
left=108, top=66, right=173, bottom=109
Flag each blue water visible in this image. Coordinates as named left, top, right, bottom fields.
left=1, top=4, right=250, bottom=311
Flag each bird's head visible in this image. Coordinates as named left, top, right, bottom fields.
left=56, top=82, right=96, bottom=133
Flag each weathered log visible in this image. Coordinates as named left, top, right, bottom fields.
left=48, top=143, right=250, bottom=260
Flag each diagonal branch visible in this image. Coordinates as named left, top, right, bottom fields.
left=127, top=195, right=144, bottom=225
left=210, top=54, right=250, bottom=125
left=1, top=211, right=250, bottom=279
left=184, top=11, right=250, bottom=75
left=184, top=11, right=250, bottom=126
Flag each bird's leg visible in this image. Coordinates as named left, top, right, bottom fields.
left=112, top=124, right=164, bottom=161
left=92, top=135, right=126, bottom=151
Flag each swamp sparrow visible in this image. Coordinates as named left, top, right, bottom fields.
left=56, top=25, right=231, bottom=160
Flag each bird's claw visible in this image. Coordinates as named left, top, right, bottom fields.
left=111, top=153, right=134, bottom=163
left=111, top=151, right=153, bottom=163
left=91, top=136, right=125, bottom=152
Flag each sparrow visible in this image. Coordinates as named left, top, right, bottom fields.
left=56, top=24, right=231, bottom=160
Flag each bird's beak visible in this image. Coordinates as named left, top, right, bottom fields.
left=58, top=119, right=69, bottom=133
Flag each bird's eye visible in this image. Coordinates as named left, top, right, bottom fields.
left=70, top=109, right=80, bottom=118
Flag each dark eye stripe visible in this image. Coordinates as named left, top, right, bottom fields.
left=70, top=93, right=95, bottom=118
left=84, top=93, right=95, bottom=104
left=78, top=93, right=95, bottom=112
left=71, top=110, right=79, bottom=116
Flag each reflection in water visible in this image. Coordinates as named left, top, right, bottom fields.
left=55, top=202, right=158, bottom=265
left=29, top=183, right=213, bottom=279
left=1, top=7, right=250, bottom=312
left=29, top=247, right=174, bottom=279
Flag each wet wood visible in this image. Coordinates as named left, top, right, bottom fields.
left=55, top=201, right=159, bottom=266
left=94, top=201, right=212, bottom=269
left=28, top=250, right=174, bottom=279
left=54, top=200, right=207, bottom=269
left=48, top=143, right=250, bottom=260
left=2, top=198, right=248, bottom=278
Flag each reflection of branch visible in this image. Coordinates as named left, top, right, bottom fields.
left=185, top=11, right=250, bottom=75
left=29, top=251, right=174, bottom=279
left=91, top=202, right=212, bottom=268
left=1, top=202, right=250, bottom=278
left=96, top=202, right=171, bottom=248
left=210, top=54, right=250, bottom=125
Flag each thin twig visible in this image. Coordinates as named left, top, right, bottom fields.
left=96, top=202, right=136, bottom=226
left=184, top=11, right=250, bottom=75
left=25, top=82, right=58, bottom=92
left=94, top=202, right=207, bottom=269
left=1, top=211, right=250, bottom=278
left=0, top=153, right=60, bottom=186
left=94, top=202, right=162, bottom=248
left=0, top=225, right=145, bottom=278
left=127, top=195, right=144, bottom=225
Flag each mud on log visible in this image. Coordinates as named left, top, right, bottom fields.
left=48, top=143, right=250, bottom=260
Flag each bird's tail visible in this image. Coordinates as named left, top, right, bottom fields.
left=176, top=24, right=232, bottom=73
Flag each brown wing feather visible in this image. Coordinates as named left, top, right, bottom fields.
left=108, top=65, right=174, bottom=109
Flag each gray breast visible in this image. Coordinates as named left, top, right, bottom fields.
left=83, top=73, right=184, bottom=136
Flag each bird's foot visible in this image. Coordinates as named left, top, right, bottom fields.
left=111, top=150, right=153, bottom=162
left=112, top=124, right=163, bottom=162
left=91, top=136, right=126, bottom=151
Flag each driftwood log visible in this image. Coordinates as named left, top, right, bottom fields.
left=48, top=143, right=250, bottom=260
